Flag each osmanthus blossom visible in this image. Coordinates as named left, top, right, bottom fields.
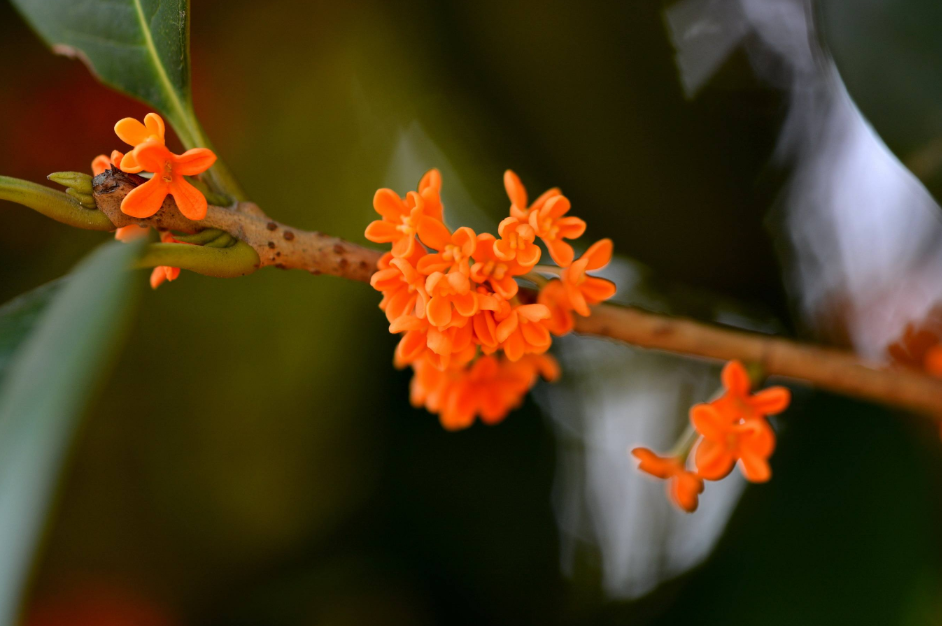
left=149, top=231, right=183, bottom=290
left=114, top=112, right=166, bottom=173
left=367, top=168, right=615, bottom=430
left=366, top=189, right=435, bottom=259
left=493, top=217, right=541, bottom=267
left=504, top=169, right=561, bottom=223
left=631, top=360, right=792, bottom=513
left=559, top=238, right=617, bottom=317
left=631, top=448, right=704, bottom=513
left=120, top=142, right=217, bottom=220
left=470, top=233, right=530, bottom=300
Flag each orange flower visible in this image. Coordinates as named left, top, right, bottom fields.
left=114, top=113, right=166, bottom=174
left=710, top=360, right=791, bottom=421
left=691, top=403, right=776, bottom=482
left=631, top=448, right=704, bottom=513
left=470, top=233, right=529, bottom=300
left=504, top=170, right=562, bottom=221
left=493, top=217, right=541, bottom=267
left=366, top=170, right=444, bottom=259
left=149, top=232, right=182, bottom=290
left=560, top=239, right=617, bottom=316
left=495, top=301, right=552, bottom=361
left=91, top=150, right=124, bottom=176
left=537, top=279, right=574, bottom=336
left=370, top=251, right=429, bottom=324
left=416, top=220, right=477, bottom=275
left=425, top=271, right=478, bottom=329
left=120, top=142, right=217, bottom=220
left=528, top=195, right=586, bottom=267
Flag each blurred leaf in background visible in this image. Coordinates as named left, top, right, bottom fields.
left=0, top=240, right=142, bottom=625
left=819, top=0, right=942, bottom=204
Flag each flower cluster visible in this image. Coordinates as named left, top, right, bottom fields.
left=91, top=113, right=218, bottom=290
left=631, top=360, right=790, bottom=513
left=366, top=169, right=616, bottom=429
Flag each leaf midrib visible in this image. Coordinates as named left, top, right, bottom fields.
left=131, top=0, right=196, bottom=145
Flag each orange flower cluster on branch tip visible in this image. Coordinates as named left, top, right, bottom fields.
left=91, top=113, right=217, bottom=289
left=631, top=361, right=790, bottom=513
left=366, top=169, right=616, bottom=430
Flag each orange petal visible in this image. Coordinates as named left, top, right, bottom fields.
left=546, top=239, right=575, bottom=267
left=543, top=195, right=571, bottom=219
left=738, top=450, right=771, bottom=483
left=149, top=267, right=167, bottom=289
left=693, top=438, right=735, bottom=481
left=169, top=176, right=208, bottom=220
left=453, top=292, right=478, bottom=318
left=143, top=113, right=166, bottom=141
left=426, top=296, right=453, bottom=328
left=504, top=170, right=527, bottom=210
left=133, top=141, right=174, bottom=173
left=530, top=187, right=562, bottom=213
left=631, top=448, right=678, bottom=479
left=419, top=168, right=442, bottom=193
left=373, top=188, right=406, bottom=220
left=583, top=238, right=613, bottom=271
left=173, top=148, right=217, bottom=176
left=722, top=360, right=752, bottom=396
left=521, top=319, right=551, bottom=348
left=517, top=304, right=550, bottom=322
left=557, top=217, right=587, bottom=241
left=496, top=313, right=519, bottom=343
left=417, top=216, right=452, bottom=251
left=114, top=225, right=150, bottom=242
left=91, top=155, right=111, bottom=177
left=121, top=177, right=170, bottom=218
left=114, top=117, right=149, bottom=146
left=516, top=244, right=541, bottom=267
left=690, top=404, right=730, bottom=441
left=453, top=227, right=477, bottom=257
left=502, top=332, right=525, bottom=361
left=581, top=277, right=616, bottom=304
left=669, top=473, right=704, bottom=513
left=750, top=386, right=791, bottom=415
left=365, top=220, right=400, bottom=243
left=118, top=150, right=143, bottom=174
left=391, top=236, right=416, bottom=259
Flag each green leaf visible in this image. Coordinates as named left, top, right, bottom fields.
left=818, top=0, right=942, bottom=202
left=0, top=280, right=66, bottom=388
left=0, top=241, right=143, bottom=625
left=10, top=0, right=244, bottom=200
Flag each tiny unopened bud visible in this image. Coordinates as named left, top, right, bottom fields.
left=48, top=171, right=93, bottom=195
left=65, top=188, right=96, bottom=209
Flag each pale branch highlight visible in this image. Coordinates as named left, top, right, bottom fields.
left=6, top=169, right=941, bottom=418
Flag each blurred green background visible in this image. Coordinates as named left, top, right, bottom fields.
left=1, top=1, right=942, bottom=624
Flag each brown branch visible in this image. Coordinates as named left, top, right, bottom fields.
left=575, top=307, right=942, bottom=418
left=91, top=169, right=942, bottom=418
left=93, top=170, right=381, bottom=282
